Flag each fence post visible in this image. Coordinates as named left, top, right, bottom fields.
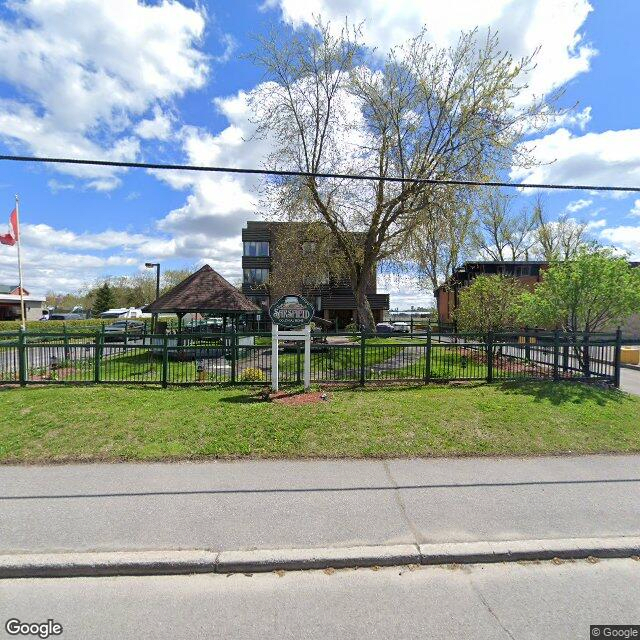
left=18, top=327, right=26, bottom=387
left=486, top=330, right=494, bottom=383
left=94, top=330, right=101, bottom=383
left=63, top=323, right=69, bottom=361
left=583, top=331, right=591, bottom=378
left=424, top=325, right=432, bottom=384
left=230, top=329, right=237, bottom=384
left=162, top=334, right=168, bottom=388
left=359, top=329, right=366, bottom=386
left=613, top=326, right=622, bottom=388
left=553, top=329, right=560, bottom=382
left=524, top=327, right=531, bottom=361
left=296, top=344, right=301, bottom=384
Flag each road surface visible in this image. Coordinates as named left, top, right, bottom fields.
left=1, top=558, right=638, bottom=639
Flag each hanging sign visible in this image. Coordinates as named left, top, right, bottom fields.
left=269, top=295, right=314, bottom=328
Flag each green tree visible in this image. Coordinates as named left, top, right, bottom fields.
left=455, top=275, right=524, bottom=335
left=519, top=249, right=640, bottom=334
left=92, top=283, right=116, bottom=316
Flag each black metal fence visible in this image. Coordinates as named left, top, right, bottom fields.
left=0, top=328, right=622, bottom=388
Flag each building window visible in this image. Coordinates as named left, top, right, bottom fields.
left=302, top=242, right=316, bottom=257
left=243, top=268, right=269, bottom=285
left=243, top=241, right=269, bottom=257
left=514, top=265, right=531, bottom=277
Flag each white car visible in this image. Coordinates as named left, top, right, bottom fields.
left=392, top=322, right=411, bottom=333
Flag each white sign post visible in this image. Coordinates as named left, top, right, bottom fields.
left=271, top=323, right=311, bottom=392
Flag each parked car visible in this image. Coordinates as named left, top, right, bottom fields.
left=376, top=322, right=395, bottom=334
left=185, top=318, right=224, bottom=332
left=100, top=307, right=150, bottom=319
left=103, top=320, right=146, bottom=342
left=392, top=321, right=411, bottom=333
left=47, top=313, right=85, bottom=321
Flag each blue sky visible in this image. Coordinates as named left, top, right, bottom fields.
left=1, top=0, right=640, bottom=308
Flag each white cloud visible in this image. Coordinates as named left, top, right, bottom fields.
left=47, top=179, right=75, bottom=194
left=630, top=199, right=640, bottom=217
left=266, top=0, right=595, bottom=103
left=511, top=128, right=640, bottom=191
left=21, top=224, right=155, bottom=252
left=599, top=225, right=640, bottom=260
left=152, top=89, right=276, bottom=256
left=0, top=246, right=139, bottom=293
left=214, top=33, right=238, bottom=63
left=134, top=107, right=174, bottom=141
left=0, top=0, right=208, bottom=188
left=566, top=198, right=592, bottom=212
left=377, top=273, right=434, bottom=310
left=585, top=218, right=606, bottom=230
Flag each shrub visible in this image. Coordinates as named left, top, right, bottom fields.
left=344, top=322, right=359, bottom=334
left=240, top=367, right=265, bottom=382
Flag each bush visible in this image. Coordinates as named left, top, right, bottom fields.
left=0, top=318, right=160, bottom=334
left=344, top=322, right=359, bottom=334
left=240, top=367, right=265, bottom=382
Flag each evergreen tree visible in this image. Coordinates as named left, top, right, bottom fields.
left=93, top=283, right=115, bottom=316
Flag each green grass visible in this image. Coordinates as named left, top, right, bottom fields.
left=1, top=381, right=639, bottom=463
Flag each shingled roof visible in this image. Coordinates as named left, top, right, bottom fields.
left=143, top=265, right=260, bottom=315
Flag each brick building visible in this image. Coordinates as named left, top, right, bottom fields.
left=434, top=261, right=548, bottom=325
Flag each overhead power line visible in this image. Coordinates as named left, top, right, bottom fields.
left=1, top=153, right=639, bottom=193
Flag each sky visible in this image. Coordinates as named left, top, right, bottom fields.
left=1, top=0, right=640, bottom=309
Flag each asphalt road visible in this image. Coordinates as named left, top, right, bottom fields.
left=1, top=558, right=638, bottom=639
left=1, top=455, right=639, bottom=554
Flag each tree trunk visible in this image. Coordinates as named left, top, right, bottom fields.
left=353, top=268, right=376, bottom=332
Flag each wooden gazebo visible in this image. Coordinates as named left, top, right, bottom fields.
left=143, top=264, right=260, bottom=332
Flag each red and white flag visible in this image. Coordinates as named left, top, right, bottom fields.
left=0, top=208, right=18, bottom=246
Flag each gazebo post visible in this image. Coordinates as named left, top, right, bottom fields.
left=177, top=312, right=184, bottom=346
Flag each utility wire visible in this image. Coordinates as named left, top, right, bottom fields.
left=1, top=153, right=639, bottom=193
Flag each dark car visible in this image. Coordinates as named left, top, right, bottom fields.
left=103, top=320, right=146, bottom=342
left=376, top=322, right=394, bottom=334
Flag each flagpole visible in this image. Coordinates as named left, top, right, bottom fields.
left=15, top=195, right=26, bottom=330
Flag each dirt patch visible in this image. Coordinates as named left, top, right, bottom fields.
left=269, top=390, right=328, bottom=406
left=30, top=367, right=76, bottom=382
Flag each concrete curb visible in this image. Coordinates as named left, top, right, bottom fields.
left=217, top=544, right=420, bottom=573
left=1, top=537, right=639, bottom=579
left=0, top=550, right=219, bottom=579
left=419, top=537, right=640, bottom=565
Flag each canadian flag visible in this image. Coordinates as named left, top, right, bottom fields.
left=0, top=209, right=18, bottom=246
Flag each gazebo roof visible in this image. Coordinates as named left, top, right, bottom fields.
left=143, top=264, right=260, bottom=315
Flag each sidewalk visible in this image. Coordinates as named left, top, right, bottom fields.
left=2, top=455, right=639, bottom=562
left=621, top=367, right=640, bottom=396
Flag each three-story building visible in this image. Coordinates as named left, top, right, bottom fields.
left=241, top=221, right=389, bottom=328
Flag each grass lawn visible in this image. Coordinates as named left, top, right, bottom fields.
left=1, top=381, right=639, bottom=463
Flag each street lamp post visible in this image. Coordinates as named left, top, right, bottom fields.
left=145, top=262, right=160, bottom=332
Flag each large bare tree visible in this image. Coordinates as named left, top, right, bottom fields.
left=406, top=188, right=475, bottom=290
left=471, top=189, right=538, bottom=262
left=530, top=197, right=590, bottom=261
left=251, top=21, right=551, bottom=329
